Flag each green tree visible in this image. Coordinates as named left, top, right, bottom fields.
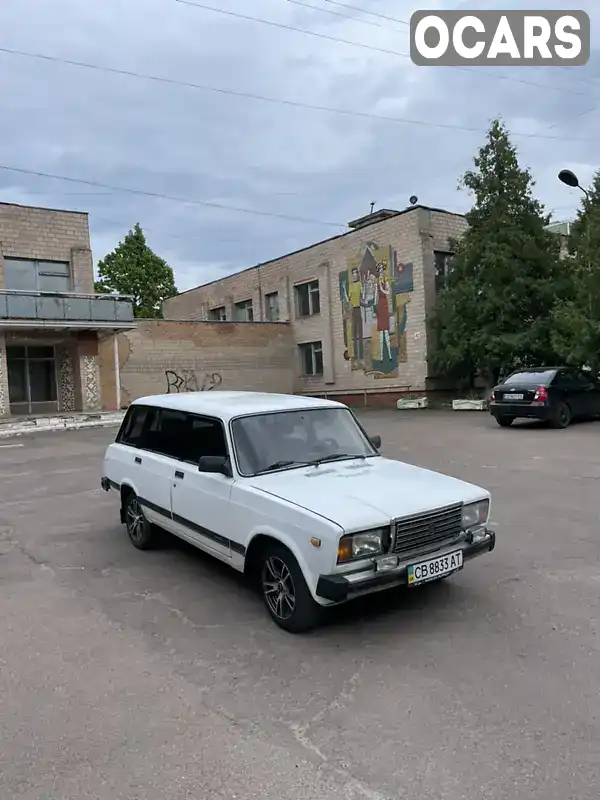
left=95, top=223, right=177, bottom=318
left=552, top=171, right=600, bottom=373
left=429, top=118, right=568, bottom=391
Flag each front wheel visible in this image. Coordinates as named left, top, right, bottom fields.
left=260, top=544, right=322, bottom=633
left=495, top=415, right=514, bottom=427
left=124, top=493, right=162, bottom=550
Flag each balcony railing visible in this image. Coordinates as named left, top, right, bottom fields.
left=0, top=289, right=134, bottom=323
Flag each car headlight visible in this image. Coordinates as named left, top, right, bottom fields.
left=337, top=529, right=387, bottom=563
left=462, top=499, right=489, bottom=530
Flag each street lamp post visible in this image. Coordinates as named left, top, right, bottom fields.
left=558, top=169, right=592, bottom=315
left=558, top=169, right=590, bottom=200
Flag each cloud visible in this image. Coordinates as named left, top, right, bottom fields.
left=0, top=0, right=598, bottom=290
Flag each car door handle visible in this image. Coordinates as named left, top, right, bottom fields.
left=174, top=470, right=184, bottom=479
left=134, top=457, right=142, bottom=464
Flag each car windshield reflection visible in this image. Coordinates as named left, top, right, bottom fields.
left=231, top=408, right=378, bottom=476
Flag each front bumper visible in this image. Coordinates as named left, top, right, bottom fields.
left=316, top=529, right=496, bottom=603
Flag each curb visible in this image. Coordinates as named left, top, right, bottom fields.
left=0, top=413, right=125, bottom=439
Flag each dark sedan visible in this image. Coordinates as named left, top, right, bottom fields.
left=489, top=367, right=600, bottom=429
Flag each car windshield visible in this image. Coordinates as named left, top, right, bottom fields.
left=231, top=408, right=378, bottom=476
left=503, top=370, right=556, bottom=385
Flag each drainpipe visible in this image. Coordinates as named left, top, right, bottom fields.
left=325, top=261, right=336, bottom=385
left=257, top=266, right=263, bottom=321
left=113, top=332, right=121, bottom=410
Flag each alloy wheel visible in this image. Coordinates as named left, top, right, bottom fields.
left=262, top=556, right=296, bottom=620
left=126, top=497, right=144, bottom=542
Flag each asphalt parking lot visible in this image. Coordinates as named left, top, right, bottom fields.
left=1, top=410, right=599, bottom=799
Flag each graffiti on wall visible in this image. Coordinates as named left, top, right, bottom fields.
left=165, top=370, right=223, bottom=393
left=339, top=242, right=414, bottom=377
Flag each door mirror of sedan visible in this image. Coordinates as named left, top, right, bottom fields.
left=369, top=435, right=382, bottom=450
left=198, top=455, right=232, bottom=477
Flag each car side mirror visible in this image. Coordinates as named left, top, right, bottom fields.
left=369, top=435, right=382, bottom=450
left=198, top=455, right=232, bottom=477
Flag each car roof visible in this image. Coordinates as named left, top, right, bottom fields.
left=130, top=391, right=346, bottom=421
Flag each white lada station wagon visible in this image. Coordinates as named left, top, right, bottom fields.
left=101, top=391, right=496, bottom=632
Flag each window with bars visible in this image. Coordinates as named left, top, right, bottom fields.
left=299, top=341, right=324, bottom=376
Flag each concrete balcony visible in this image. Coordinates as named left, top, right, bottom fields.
left=0, top=289, right=135, bottom=330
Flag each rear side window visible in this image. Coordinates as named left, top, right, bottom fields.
left=117, top=406, right=152, bottom=447
left=556, top=370, right=592, bottom=388
left=117, top=406, right=229, bottom=462
left=147, top=409, right=190, bottom=460
left=504, top=370, right=556, bottom=385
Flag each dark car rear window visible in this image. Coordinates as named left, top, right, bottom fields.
left=503, top=370, right=556, bottom=385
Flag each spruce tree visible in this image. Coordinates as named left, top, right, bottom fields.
left=430, top=118, right=567, bottom=390
left=552, top=170, right=600, bottom=372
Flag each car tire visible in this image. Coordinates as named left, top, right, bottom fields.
left=124, top=493, right=161, bottom=550
left=260, top=543, right=322, bottom=633
left=551, top=402, right=571, bottom=429
left=495, top=416, right=514, bottom=427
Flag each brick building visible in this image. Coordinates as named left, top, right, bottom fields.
left=98, top=319, right=295, bottom=410
left=163, top=205, right=468, bottom=406
left=0, top=202, right=134, bottom=417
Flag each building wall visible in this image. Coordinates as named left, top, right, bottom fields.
left=0, top=331, right=9, bottom=417
left=98, top=320, right=294, bottom=409
left=0, top=202, right=94, bottom=293
left=163, top=207, right=468, bottom=405
left=0, top=330, right=102, bottom=418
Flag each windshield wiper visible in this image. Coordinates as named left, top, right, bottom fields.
left=255, top=453, right=367, bottom=475
left=307, top=453, right=367, bottom=466
left=255, top=460, right=311, bottom=474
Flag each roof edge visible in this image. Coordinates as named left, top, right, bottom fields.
left=0, top=200, right=89, bottom=216
left=168, top=203, right=465, bottom=299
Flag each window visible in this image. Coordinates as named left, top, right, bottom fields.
left=556, top=369, right=592, bottom=389
left=234, top=299, right=254, bottom=321
left=504, top=370, right=556, bottom=386
left=299, top=341, right=323, bottom=376
left=208, top=306, right=227, bottom=321
left=295, top=280, right=320, bottom=317
left=265, top=292, right=279, bottom=321
left=117, top=406, right=228, bottom=463
left=118, top=405, right=151, bottom=447
left=434, top=251, right=453, bottom=292
left=188, top=415, right=228, bottom=461
left=4, top=258, right=71, bottom=293
left=231, top=407, right=377, bottom=476
left=6, top=345, right=58, bottom=415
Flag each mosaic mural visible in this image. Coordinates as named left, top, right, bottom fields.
left=339, top=242, right=414, bottom=377
left=58, top=348, right=76, bottom=413
left=81, top=355, right=100, bottom=410
left=0, top=348, right=6, bottom=416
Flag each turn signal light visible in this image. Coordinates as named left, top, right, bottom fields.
left=337, top=539, right=354, bottom=563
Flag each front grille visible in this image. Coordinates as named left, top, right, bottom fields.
left=392, top=503, right=462, bottom=558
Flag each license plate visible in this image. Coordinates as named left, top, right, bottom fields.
left=407, top=550, right=463, bottom=586
left=507, top=393, right=523, bottom=401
